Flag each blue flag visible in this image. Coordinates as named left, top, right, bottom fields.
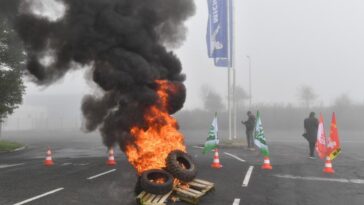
left=206, top=0, right=233, bottom=67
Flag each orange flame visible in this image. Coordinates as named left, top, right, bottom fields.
left=125, top=80, right=186, bottom=175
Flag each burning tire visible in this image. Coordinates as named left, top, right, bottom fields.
left=166, top=150, right=197, bottom=182
left=140, top=169, right=174, bottom=195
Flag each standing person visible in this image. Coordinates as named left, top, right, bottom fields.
left=304, top=112, right=319, bottom=159
left=242, top=111, right=256, bottom=151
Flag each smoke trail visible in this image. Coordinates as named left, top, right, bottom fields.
left=15, top=0, right=195, bottom=149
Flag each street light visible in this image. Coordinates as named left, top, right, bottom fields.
left=246, top=56, right=252, bottom=109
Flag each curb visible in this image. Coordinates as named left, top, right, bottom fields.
left=13, top=146, right=26, bottom=152
left=193, top=144, right=245, bottom=148
left=219, top=144, right=245, bottom=148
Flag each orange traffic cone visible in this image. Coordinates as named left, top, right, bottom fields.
left=261, top=156, right=272, bottom=170
left=44, top=147, right=54, bottom=166
left=323, top=156, right=335, bottom=174
left=211, top=149, right=223, bottom=168
left=106, top=148, right=116, bottom=166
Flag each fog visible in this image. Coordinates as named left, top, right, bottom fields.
left=3, top=0, right=364, bottom=141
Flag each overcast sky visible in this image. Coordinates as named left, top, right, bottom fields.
left=25, top=0, right=364, bottom=109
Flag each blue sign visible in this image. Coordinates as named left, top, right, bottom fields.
left=206, top=0, right=233, bottom=67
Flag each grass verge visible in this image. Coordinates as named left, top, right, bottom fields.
left=0, top=140, right=23, bottom=152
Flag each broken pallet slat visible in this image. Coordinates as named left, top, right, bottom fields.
left=174, top=189, right=200, bottom=205
left=145, top=194, right=156, bottom=203
left=193, top=179, right=214, bottom=186
left=158, top=191, right=172, bottom=203
left=188, top=182, right=207, bottom=190
left=137, top=191, right=172, bottom=205
left=175, top=187, right=200, bottom=198
left=178, top=187, right=203, bottom=196
left=151, top=195, right=162, bottom=203
left=174, top=179, right=215, bottom=205
left=190, top=179, right=214, bottom=194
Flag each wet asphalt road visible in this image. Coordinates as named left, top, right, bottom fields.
left=1, top=130, right=364, bottom=205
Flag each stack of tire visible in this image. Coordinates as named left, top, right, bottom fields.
left=135, top=150, right=197, bottom=195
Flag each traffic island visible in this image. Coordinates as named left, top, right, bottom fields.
left=219, top=138, right=246, bottom=148
left=0, top=140, right=24, bottom=152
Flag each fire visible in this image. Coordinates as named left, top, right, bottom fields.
left=125, top=80, right=186, bottom=175
left=151, top=178, right=166, bottom=185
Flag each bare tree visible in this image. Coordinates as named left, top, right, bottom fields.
left=298, top=85, right=317, bottom=108
left=334, top=94, right=352, bottom=109
left=201, top=85, right=225, bottom=113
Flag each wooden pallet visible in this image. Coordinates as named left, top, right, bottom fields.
left=136, top=191, right=172, bottom=205
left=174, top=179, right=215, bottom=205
left=136, top=179, right=214, bottom=205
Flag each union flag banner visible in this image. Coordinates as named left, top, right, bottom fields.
left=316, top=113, right=327, bottom=159
left=327, top=112, right=341, bottom=160
left=203, top=113, right=219, bottom=154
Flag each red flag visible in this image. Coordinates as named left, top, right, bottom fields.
left=327, top=112, right=341, bottom=160
left=316, top=113, right=327, bottom=159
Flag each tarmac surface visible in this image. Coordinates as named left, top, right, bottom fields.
left=1, top=130, right=364, bottom=205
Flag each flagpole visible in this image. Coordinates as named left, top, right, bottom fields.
left=227, top=0, right=232, bottom=141
left=232, top=0, right=237, bottom=139
left=228, top=68, right=232, bottom=141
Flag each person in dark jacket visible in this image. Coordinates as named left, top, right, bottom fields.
left=304, top=112, right=319, bottom=159
left=242, top=111, right=256, bottom=150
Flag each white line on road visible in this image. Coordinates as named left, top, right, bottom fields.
left=0, top=163, right=24, bottom=169
left=242, top=166, right=254, bottom=187
left=224, top=152, right=246, bottom=162
left=232, top=198, right=240, bottom=205
left=274, top=174, right=364, bottom=184
left=192, top=146, right=204, bottom=149
left=87, top=169, right=116, bottom=180
left=13, top=188, right=64, bottom=205
left=13, top=146, right=26, bottom=152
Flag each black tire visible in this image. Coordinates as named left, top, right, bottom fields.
left=140, top=169, right=174, bottom=195
left=166, top=150, right=197, bottom=182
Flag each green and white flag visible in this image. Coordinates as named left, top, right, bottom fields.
left=203, top=113, right=219, bottom=154
left=254, top=111, right=270, bottom=156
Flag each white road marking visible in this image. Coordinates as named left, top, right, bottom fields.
left=224, top=152, right=246, bottom=162
left=232, top=198, right=240, bottom=205
left=0, top=163, right=24, bottom=169
left=192, top=146, right=204, bottom=149
left=13, top=146, right=26, bottom=152
left=274, top=174, right=364, bottom=184
left=13, top=188, right=64, bottom=205
left=77, top=163, right=89, bottom=166
left=61, top=162, right=90, bottom=166
left=87, top=169, right=116, bottom=180
left=242, top=166, right=254, bottom=187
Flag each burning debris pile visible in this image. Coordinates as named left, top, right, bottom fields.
left=15, top=0, right=204, bottom=198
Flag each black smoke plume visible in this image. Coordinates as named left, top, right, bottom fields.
left=15, top=0, right=195, bottom=150
left=0, top=0, right=20, bottom=22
